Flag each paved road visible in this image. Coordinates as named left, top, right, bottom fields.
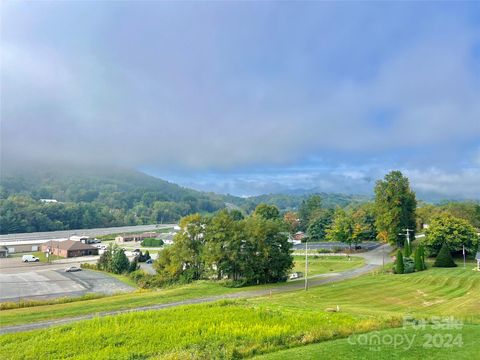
left=0, top=258, right=134, bottom=303
left=0, top=244, right=392, bottom=334
left=292, top=241, right=380, bottom=251
left=0, top=224, right=176, bottom=243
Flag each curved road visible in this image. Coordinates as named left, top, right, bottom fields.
left=0, top=244, right=392, bottom=335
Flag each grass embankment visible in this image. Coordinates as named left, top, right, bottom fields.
left=250, top=263, right=480, bottom=323
left=0, top=300, right=398, bottom=360
left=0, top=263, right=478, bottom=359
left=254, top=324, right=480, bottom=360
left=0, top=282, right=239, bottom=327
left=292, top=255, right=364, bottom=276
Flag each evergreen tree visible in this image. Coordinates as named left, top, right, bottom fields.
left=404, top=239, right=412, bottom=258
left=396, top=250, right=404, bottom=274
left=414, top=247, right=423, bottom=272
left=111, top=248, right=130, bottom=274
left=433, top=243, right=457, bottom=268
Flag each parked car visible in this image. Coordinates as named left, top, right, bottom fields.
left=289, top=272, right=303, bottom=280
left=146, top=259, right=153, bottom=264
left=65, top=266, right=82, bottom=272
left=22, top=255, right=40, bottom=262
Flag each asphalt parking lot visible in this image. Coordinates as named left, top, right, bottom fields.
left=0, top=258, right=135, bottom=302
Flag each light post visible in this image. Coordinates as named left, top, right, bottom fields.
left=305, top=238, right=308, bottom=291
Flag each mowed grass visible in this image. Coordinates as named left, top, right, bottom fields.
left=253, top=324, right=480, bottom=360
left=250, top=263, right=480, bottom=323
left=1, top=263, right=478, bottom=359
left=0, top=300, right=398, bottom=360
left=292, top=255, right=364, bottom=276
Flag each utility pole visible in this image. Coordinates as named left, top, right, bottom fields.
left=305, top=239, right=308, bottom=291
left=402, top=228, right=414, bottom=246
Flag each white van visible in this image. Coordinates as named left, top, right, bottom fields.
left=22, top=255, right=40, bottom=262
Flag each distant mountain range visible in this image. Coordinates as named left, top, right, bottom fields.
left=1, top=164, right=473, bottom=234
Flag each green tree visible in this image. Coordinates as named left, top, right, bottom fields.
left=404, top=239, right=412, bottom=258
left=111, top=248, right=130, bottom=274
left=423, top=214, right=479, bottom=256
left=253, top=203, right=280, bottom=221
left=307, top=209, right=334, bottom=241
left=374, top=171, right=417, bottom=246
left=433, top=243, right=457, bottom=268
left=414, top=247, right=421, bottom=271
left=326, top=208, right=355, bottom=249
left=298, top=195, right=322, bottom=230
left=396, top=250, right=404, bottom=274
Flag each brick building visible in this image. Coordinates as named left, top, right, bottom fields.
left=41, top=240, right=99, bottom=258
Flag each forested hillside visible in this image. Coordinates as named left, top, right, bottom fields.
left=0, top=166, right=226, bottom=234
left=227, top=192, right=370, bottom=213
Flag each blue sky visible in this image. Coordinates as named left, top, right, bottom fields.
left=1, top=1, right=479, bottom=199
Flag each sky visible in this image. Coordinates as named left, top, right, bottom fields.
left=1, top=1, right=480, bottom=199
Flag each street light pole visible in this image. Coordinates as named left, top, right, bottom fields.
left=305, top=239, right=308, bottom=291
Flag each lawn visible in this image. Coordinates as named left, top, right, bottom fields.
left=292, top=255, right=364, bottom=277
left=0, top=281, right=239, bottom=327
left=253, top=324, right=480, bottom=360
left=1, top=262, right=478, bottom=359
left=249, top=262, right=480, bottom=323
left=0, top=300, right=398, bottom=360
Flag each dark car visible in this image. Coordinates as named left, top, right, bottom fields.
left=146, top=259, right=153, bottom=264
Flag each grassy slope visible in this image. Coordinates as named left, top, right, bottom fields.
left=0, top=300, right=398, bottom=360
left=292, top=255, right=364, bottom=276
left=254, top=324, right=479, bottom=360
left=0, top=257, right=365, bottom=327
left=0, top=265, right=478, bottom=359
left=249, top=263, right=480, bottom=323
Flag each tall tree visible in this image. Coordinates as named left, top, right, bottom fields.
left=422, top=213, right=479, bottom=256
left=307, top=208, right=334, bottom=241
left=374, top=171, right=416, bottom=246
left=298, top=195, right=322, bottom=230
left=253, top=203, right=280, bottom=221
left=326, top=208, right=355, bottom=249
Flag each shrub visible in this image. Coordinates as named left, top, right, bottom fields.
left=80, top=263, right=98, bottom=270
left=395, top=250, right=404, bottom=274
left=141, top=238, right=164, bottom=247
left=317, top=248, right=332, bottom=254
left=403, top=257, right=415, bottom=273
left=433, top=243, right=457, bottom=268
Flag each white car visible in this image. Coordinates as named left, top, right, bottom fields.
left=65, top=266, right=82, bottom=272
left=22, top=255, right=40, bottom=262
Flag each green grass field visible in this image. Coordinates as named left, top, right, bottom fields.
left=250, top=263, right=480, bottom=323
left=0, top=300, right=398, bottom=360
left=0, top=262, right=478, bottom=359
left=254, top=324, right=480, bottom=360
left=292, top=255, right=364, bottom=276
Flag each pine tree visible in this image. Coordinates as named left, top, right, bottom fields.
left=404, top=239, right=412, bottom=258
left=433, top=243, right=457, bottom=268
left=414, top=247, right=423, bottom=272
left=396, top=250, right=404, bottom=274
left=418, top=244, right=426, bottom=270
